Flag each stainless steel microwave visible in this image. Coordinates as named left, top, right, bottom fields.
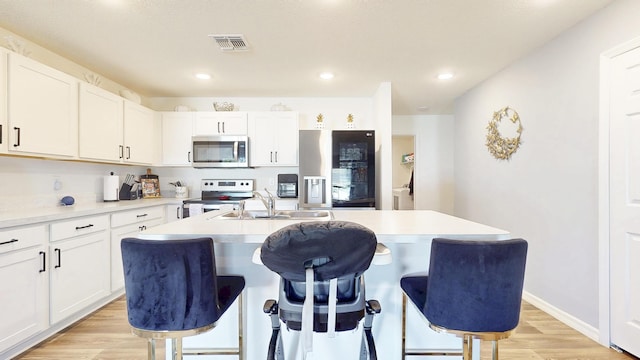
left=192, top=135, right=249, bottom=168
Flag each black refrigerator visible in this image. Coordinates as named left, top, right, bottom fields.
left=331, top=130, right=376, bottom=208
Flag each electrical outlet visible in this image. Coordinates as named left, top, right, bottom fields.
left=53, top=177, right=62, bottom=191
left=269, top=178, right=275, bottom=186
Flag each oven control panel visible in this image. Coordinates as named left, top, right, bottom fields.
left=201, top=179, right=254, bottom=192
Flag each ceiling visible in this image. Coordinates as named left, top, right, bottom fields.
left=0, top=0, right=614, bottom=115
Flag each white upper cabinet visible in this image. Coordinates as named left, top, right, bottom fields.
left=161, top=111, right=194, bottom=166
left=78, top=83, right=124, bottom=162
left=7, top=53, right=78, bottom=158
left=194, top=111, right=247, bottom=135
left=123, top=101, right=156, bottom=165
left=0, top=49, right=7, bottom=154
left=248, top=112, right=299, bottom=167
left=79, top=84, right=155, bottom=165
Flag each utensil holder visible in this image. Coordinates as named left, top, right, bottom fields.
left=175, top=186, right=188, bottom=199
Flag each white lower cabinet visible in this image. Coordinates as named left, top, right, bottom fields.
left=0, top=225, right=48, bottom=354
left=0, top=205, right=172, bottom=359
left=166, top=203, right=183, bottom=221
left=110, top=206, right=166, bottom=291
left=49, top=215, right=110, bottom=324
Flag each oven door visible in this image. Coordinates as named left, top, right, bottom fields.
left=182, top=203, right=227, bottom=218
left=192, top=135, right=248, bottom=168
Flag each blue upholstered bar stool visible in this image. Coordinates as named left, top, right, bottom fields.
left=400, top=238, right=528, bottom=360
left=121, top=237, right=245, bottom=360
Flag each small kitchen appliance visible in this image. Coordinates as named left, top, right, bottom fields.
left=277, top=174, right=298, bottom=198
left=181, top=179, right=254, bottom=218
left=191, top=135, right=249, bottom=168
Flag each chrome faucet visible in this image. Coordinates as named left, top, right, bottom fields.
left=253, top=188, right=276, bottom=217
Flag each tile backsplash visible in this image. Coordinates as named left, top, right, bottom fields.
left=0, top=156, right=297, bottom=211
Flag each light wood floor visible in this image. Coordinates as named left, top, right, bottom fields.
left=15, top=297, right=638, bottom=359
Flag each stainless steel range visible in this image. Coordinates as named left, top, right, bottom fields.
left=182, top=179, right=254, bottom=218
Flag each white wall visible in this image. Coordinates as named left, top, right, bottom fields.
left=149, top=96, right=374, bottom=130
left=453, top=0, right=640, bottom=331
left=373, top=82, right=393, bottom=210
left=393, top=115, right=454, bottom=213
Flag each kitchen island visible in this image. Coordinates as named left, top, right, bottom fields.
left=139, top=209, right=510, bottom=360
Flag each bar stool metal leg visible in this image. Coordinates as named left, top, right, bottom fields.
left=462, top=334, right=473, bottom=360
left=402, top=294, right=407, bottom=360
left=147, top=339, right=155, bottom=360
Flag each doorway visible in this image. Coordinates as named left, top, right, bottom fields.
left=391, top=135, right=414, bottom=210
left=599, top=36, right=640, bottom=357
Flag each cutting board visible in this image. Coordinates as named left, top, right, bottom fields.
left=140, top=168, right=161, bottom=198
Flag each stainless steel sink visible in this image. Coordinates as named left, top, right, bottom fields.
left=215, top=209, right=333, bottom=220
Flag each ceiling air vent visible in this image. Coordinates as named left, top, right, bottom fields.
left=209, top=34, right=249, bottom=52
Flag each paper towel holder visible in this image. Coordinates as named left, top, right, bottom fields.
left=103, top=172, right=120, bottom=202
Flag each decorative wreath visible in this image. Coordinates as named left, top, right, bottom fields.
left=485, top=106, right=523, bottom=160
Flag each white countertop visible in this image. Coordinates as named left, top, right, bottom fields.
left=0, top=198, right=183, bottom=228
left=139, top=209, right=510, bottom=243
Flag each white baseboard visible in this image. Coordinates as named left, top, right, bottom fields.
left=522, top=291, right=600, bottom=342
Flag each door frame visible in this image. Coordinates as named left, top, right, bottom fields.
left=598, top=35, right=640, bottom=348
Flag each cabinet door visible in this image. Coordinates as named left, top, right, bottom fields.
left=123, top=101, right=155, bottom=164
left=0, top=49, right=7, bottom=154
left=273, top=112, right=299, bottom=166
left=7, top=53, right=78, bottom=158
left=0, top=223, right=48, bottom=354
left=110, top=218, right=165, bottom=291
left=78, top=83, right=124, bottom=162
left=0, top=246, right=48, bottom=353
left=161, top=112, right=194, bottom=166
left=49, top=232, right=110, bottom=324
left=248, top=112, right=298, bottom=166
left=166, top=204, right=183, bottom=221
left=194, top=112, right=247, bottom=135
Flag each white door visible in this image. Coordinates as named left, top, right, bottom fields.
left=609, top=45, right=640, bottom=357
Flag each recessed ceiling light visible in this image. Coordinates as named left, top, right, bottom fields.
left=437, top=72, right=454, bottom=80
left=319, top=72, right=334, bottom=80
left=195, top=73, right=211, bottom=80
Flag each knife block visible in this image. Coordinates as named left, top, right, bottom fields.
left=119, top=183, right=138, bottom=200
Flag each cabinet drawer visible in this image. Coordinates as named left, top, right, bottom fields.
left=50, top=215, right=109, bottom=242
left=0, top=224, right=47, bottom=254
left=111, top=206, right=165, bottom=228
